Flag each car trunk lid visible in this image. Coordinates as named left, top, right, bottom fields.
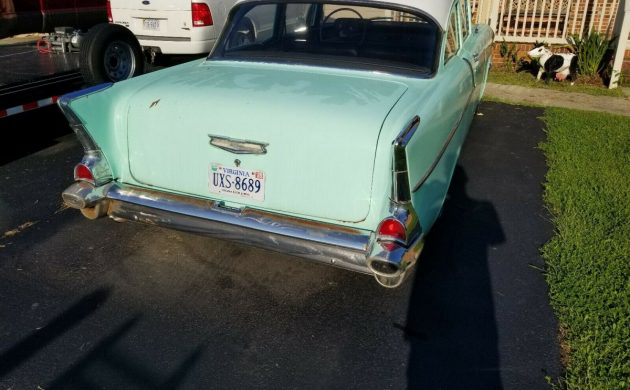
left=126, top=61, right=407, bottom=223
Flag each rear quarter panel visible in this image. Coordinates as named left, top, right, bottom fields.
left=372, top=65, right=474, bottom=234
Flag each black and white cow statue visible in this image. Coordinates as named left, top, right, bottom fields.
left=527, top=44, right=578, bottom=84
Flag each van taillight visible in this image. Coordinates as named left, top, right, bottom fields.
left=192, top=3, right=213, bottom=27
left=74, top=163, right=95, bottom=184
left=106, top=0, right=113, bottom=23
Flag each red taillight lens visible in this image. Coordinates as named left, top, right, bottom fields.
left=74, top=164, right=95, bottom=184
left=377, top=218, right=406, bottom=250
left=106, top=0, right=113, bottom=23
left=192, top=3, right=213, bottom=27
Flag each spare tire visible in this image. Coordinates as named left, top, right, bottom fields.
left=80, top=23, right=145, bottom=84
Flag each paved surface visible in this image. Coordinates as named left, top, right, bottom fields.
left=485, top=82, right=630, bottom=116
left=0, top=102, right=560, bottom=389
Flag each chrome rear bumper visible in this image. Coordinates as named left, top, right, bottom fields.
left=62, top=182, right=424, bottom=286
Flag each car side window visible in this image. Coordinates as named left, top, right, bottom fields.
left=444, top=4, right=460, bottom=64
left=459, top=0, right=470, bottom=41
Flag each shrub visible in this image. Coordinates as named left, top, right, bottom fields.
left=567, top=33, right=613, bottom=77
left=499, top=39, right=519, bottom=72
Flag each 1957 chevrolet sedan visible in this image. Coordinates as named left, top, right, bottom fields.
left=60, top=0, right=493, bottom=287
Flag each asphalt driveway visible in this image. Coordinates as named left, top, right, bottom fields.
left=0, top=102, right=560, bottom=389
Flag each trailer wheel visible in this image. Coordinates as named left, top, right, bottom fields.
left=80, top=23, right=145, bottom=84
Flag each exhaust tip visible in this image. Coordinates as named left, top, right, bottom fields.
left=62, top=191, right=88, bottom=209
left=80, top=200, right=109, bottom=220
left=374, top=273, right=406, bottom=288
left=367, top=259, right=400, bottom=276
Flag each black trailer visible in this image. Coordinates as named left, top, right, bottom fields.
left=0, top=39, right=83, bottom=118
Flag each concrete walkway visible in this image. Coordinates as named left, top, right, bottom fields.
left=485, top=83, right=630, bottom=117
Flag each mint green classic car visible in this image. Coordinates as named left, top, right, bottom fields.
left=60, top=0, right=493, bottom=288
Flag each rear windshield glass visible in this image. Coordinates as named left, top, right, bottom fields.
left=210, top=2, right=440, bottom=74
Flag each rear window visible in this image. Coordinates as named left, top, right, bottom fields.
left=210, top=2, right=440, bottom=75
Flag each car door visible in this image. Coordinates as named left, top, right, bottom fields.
left=408, top=0, right=475, bottom=231
left=457, top=0, right=484, bottom=138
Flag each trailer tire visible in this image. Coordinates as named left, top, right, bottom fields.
left=80, top=23, right=145, bottom=84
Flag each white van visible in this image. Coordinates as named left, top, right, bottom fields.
left=107, top=0, right=236, bottom=55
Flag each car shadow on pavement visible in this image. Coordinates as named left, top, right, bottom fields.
left=403, top=166, right=505, bottom=390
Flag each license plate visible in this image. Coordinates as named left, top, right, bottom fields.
left=209, top=164, right=265, bottom=201
left=143, top=18, right=160, bottom=30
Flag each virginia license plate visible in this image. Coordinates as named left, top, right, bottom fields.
left=143, top=18, right=160, bottom=30
left=209, top=164, right=265, bottom=201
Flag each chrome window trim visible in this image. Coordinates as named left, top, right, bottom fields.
left=209, top=0, right=443, bottom=77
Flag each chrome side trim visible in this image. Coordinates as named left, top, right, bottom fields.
left=392, top=116, right=420, bottom=203
left=412, top=89, right=474, bottom=193
left=58, top=83, right=113, bottom=152
left=393, top=116, right=420, bottom=148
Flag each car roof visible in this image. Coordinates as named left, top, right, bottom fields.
left=232, top=0, right=453, bottom=30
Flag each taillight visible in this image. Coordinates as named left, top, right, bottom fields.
left=74, top=163, right=95, bottom=184
left=377, top=218, right=406, bottom=250
left=106, top=0, right=113, bottom=23
left=192, top=3, right=213, bottom=27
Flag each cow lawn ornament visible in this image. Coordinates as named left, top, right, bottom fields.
left=527, top=44, right=578, bottom=84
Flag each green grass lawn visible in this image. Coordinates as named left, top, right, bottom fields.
left=489, top=70, right=626, bottom=98
left=540, top=108, right=630, bottom=389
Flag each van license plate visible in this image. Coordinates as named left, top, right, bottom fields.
left=143, top=19, right=160, bottom=30
left=209, top=164, right=265, bottom=201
